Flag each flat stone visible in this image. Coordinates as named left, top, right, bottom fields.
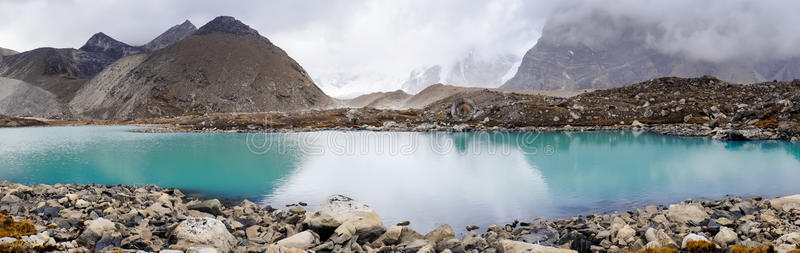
left=499, top=240, right=578, bottom=253
left=770, top=195, right=800, bottom=211
left=187, top=199, right=224, bottom=216
left=667, top=203, right=710, bottom=224
left=425, top=224, right=455, bottom=243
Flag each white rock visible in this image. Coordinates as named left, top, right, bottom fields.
left=770, top=195, right=800, bottom=212
left=681, top=233, right=711, bottom=249
left=667, top=203, right=709, bottom=224
left=172, top=217, right=236, bottom=251
left=616, top=225, right=636, bottom=243
left=304, top=195, right=385, bottom=242
left=275, top=231, right=320, bottom=250
left=776, top=232, right=800, bottom=245
left=499, top=240, right=578, bottom=253
left=75, top=199, right=91, bottom=209
left=0, top=194, right=21, bottom=203
left=713, top=227, right=737, bottom=246
left=0, top=237, right=16, bottom=244
left=186, top=247, right=219, bottom=253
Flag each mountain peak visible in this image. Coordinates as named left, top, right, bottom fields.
left=195, top=16, right=260, bottom=37
left=85, top=32, right=121, bottom=45
left=80, top=32, right=143, bottom=59
left=144, top=19, right=198, bottom=51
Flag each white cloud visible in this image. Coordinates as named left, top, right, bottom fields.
left=2, top=0, right=798, bottom=97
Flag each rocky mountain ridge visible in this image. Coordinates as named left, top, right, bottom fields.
left=503, top=9, right=800, bottom=91
left=0, top=20, right=201, bottom=118
left=70, top=16, right=333, bottom=119
left=144, top=20, right=197, bottom=51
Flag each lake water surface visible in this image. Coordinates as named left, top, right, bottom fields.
left=1, top=126, right=799, bottom=232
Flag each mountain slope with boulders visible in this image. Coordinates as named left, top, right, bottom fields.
left=71, top=16, right=333, bottom=119
left=0, top=20, right=212, bottom=119
left=503, top=9, right=800, bottom=91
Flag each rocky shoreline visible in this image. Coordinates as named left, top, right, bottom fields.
left=2, top=181, right=800, bottom=253
left=133, top=122, right=790, bottom=142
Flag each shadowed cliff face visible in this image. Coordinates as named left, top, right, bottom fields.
left=71, top=16, right=333, bottom=120
left=503, top=9, right=800, bottom=91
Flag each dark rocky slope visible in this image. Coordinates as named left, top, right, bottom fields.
left=0, top=46, right=18, bottom=56
left=143, top=20, right=197, bottom=51
left=0, top=20, right=198, bottom=119
left=71, top=16, right=333, bottom=119
left=503, top=10, right=800, bottom=91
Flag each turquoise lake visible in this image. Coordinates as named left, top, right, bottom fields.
left=1, top=126, right=800, bottom=232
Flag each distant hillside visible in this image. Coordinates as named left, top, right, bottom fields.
left=71, top=16, right=333, bottom=119
left=503, top=9, right=800, bottom=91
left=344, top=90, right=411, bottom=109
left=0, top=47, right=18, bottom=56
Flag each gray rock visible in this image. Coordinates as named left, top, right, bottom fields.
left=275, top=230, right=320, bottom=250
left=681, top=233, right=711, bottom=249
left=187, top=199, right=224, bottom=216
left=770, top=195, right=800, bottom=212
left=713, top=227, right=737, bottom=247
left=425, top=224, right=455, bottom=243
left=77, top=218, right=117, bottom=248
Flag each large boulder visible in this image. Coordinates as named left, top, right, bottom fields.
left=713, top=227, right=737, bottom=247
left=187, top=199, right=224, bottom=216
left=770, top=195, right=800, bottom=211
left=77, top=218, right=118, bottom=248
left=172, top=217, right=236, bottom=251
left=275, top=231, right=319, bottom=250
left=425, top=224, right=455, bottom=243
left=303, top=195, right=385, bottom=242
left=376, top=225, right=424, bottom=246
left=644, top=228, right=678, bottom=249
left=666, top=203, right=709, bottom=224
left=681, top=233, right=712, bottom=249
left=498, top=240, right=577, bottom=253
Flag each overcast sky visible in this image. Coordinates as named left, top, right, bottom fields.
left=1, top=0, right=798, bottom=97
